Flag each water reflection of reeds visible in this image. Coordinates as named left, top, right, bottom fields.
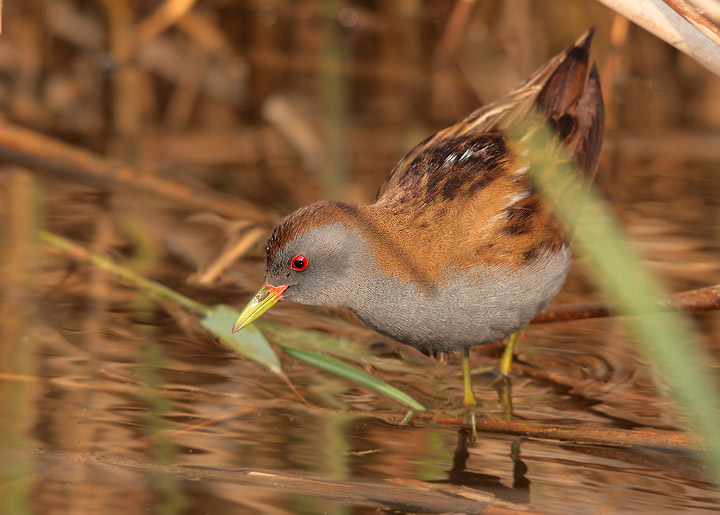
left=0, top=1, right=720, bottom=512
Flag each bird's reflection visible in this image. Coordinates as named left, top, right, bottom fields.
left=432, top=429, right=530, bottom=504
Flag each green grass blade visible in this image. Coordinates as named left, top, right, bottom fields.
left=515, top=115, right=720, bottom=475
left=281, top=346, right=426, bottom=411
left=201, top=304, right=282, bottom=374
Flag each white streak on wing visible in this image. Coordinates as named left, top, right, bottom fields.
left=477, top=213, right=504, bottom=233
left=503, top=189, right=532, bottom=209
left=459, top=149, right=474, bottom=162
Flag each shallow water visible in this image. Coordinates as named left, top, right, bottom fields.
left=3, top=188, right=720, bottom=513
left=1, top=2, right=720, bottom=511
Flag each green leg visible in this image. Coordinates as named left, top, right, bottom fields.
left=462, top=347, right=477, bottom=406
left=496, top=378, right=514, bottom=420
left=462, top=347, right=478, bottom=440
left=498, top=332, right=518, bottom=376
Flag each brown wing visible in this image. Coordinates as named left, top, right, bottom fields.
left=375, top=29, right=603, bottom=203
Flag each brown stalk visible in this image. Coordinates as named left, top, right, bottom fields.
left=689, top=0, right=720, bottom=25
left=100, top=0, right=141, bottom=162
left=532, top=283, right=720, bottom=324
left=135, top=0, right=198, bottom=46
left=0, top=123, right=270, bottom=224
left=193, top=225, right=267, bottom=285
left=602, top=14, right=631, bottom=124
left=597, top=0, right=720, bottom=76
left=662, top=0, right=720, bottom=47
left=437, top=0, right=478, bottom=54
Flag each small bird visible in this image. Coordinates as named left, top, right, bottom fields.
left=234, top=30, right=604, bottom=411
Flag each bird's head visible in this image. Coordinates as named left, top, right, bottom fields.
left=233, top=201, right=372, bottom=332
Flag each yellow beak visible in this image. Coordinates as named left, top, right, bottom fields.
left=232, top=283, right=289, bottom=332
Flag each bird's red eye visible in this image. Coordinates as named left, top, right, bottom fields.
left=291, top=255, right=308, bottom=271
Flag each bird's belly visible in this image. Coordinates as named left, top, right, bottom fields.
left=348, top=247, right=571, bottom=356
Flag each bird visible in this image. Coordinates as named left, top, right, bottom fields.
left=233, top=29, right=604, bottom=415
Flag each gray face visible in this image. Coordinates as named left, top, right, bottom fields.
left=266, top=223, right=374, bottom=307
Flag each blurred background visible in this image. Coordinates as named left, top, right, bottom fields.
left=1, top=0, right=720, bottom=512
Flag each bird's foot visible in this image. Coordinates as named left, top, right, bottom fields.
left=460, top=347, right=478, bottom=440
left=489, top=367, right=512, bottom=386
left=463, top=405, right=478, bottom=441
left=494, top=377, right=514, bottom=420
left=466, top=366, right=514, bottom=419
left=472, top=364, right=511, bottom=385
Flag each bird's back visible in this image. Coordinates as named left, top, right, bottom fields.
left=376, top=29, right=603, bottom=201
left=369, top=29, right=604, bottom=280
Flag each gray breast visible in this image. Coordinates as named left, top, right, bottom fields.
left=347, top=247, right=572, bottom=355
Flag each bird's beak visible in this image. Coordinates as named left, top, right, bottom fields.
left=232, top=283, right=289, bottom=332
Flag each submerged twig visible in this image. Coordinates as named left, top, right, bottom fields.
left=0, top=123, right=270, bottom=224
left=532, top=283, right=720, bottom=324
left=426, top=414, right=701, bottom=450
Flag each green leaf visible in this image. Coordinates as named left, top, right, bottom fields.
left=281, top=346, right=425, bottom=411
left=261, top=321, right=371, bottom=359
left=201, top=304, right=281, bottom=374
left=513, top=110, right=720, bottom=474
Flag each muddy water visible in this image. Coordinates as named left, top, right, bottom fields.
left=1, top=179, right=719, bottom=514
left=3, top=0, right=720, bottom=510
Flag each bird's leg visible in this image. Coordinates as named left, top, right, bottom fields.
left=462, top=347, right=478, bottom=439
left=462, top=348, right=477, bottom=406
left=496, top=377, right=514, bottom=420
left=493, top=333, right=515, bottom=418
left=498, top=332, right=518, bottom=376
